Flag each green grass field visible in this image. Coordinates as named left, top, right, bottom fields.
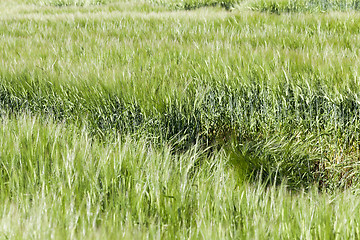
left=1, top=0, right=360, bottom=238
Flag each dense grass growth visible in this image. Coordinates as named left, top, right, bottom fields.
left=38, top=0, right=109, bottom=7
left=0, top=115, right=360, bottom=239
left=252, top=0, right=360, bottom=14
left=2, top=79, right=360, bottom=188
left=1, top=0, right=360, bottom=238
left=2, top=2, right=360, bottom=187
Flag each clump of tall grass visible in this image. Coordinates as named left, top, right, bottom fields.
left=152, top=0, right=239, bottom=10
left=228, top=131, right=324, bottom=189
